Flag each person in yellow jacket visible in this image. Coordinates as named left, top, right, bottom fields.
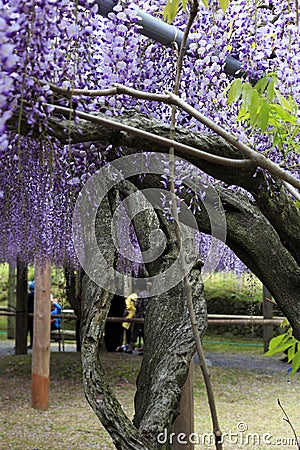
left=122, top=292, right=137, bottom=347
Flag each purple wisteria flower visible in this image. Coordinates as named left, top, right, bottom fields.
left=0, top=0, right=299, bottom=270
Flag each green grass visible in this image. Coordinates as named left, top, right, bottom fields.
left=202, top=333, right=264, bottom=354
left=0, top=350, right=299, bottom=450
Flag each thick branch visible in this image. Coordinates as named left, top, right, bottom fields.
left=43, top=104, right=253, bottom=168
left=35, top=79, right=300, bottom=190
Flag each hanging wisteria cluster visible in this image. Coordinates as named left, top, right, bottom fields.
left=1, top=0, right=299, bottom=269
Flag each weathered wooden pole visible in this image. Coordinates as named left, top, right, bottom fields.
left=263, top=285, right=273, bottom=353
left=7, top=262, right=16, bottom=339
left=31, top=259, right=51, bottom=410
left=15, top=258, right=28, bottom=355
left=172, top=364, right=194, bottom=450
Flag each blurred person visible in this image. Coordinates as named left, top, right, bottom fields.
left=50, top=297, right=62, bottom=330
left=126, top=281, right=152, bottom=354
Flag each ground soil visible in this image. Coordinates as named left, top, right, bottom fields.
left=0, top=340, right=299, bottom=449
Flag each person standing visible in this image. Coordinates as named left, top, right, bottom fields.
left=127, top=281, right=152, bottom=354
left=121, top=291, right=137, bottom=350
left=50, top=298, right=62, bottom=330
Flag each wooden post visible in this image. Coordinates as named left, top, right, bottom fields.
left=263, top=286, right=274, bottom=353
left=31, top=260, right=51, bottom=410
left=172, top=364, right=194, bottom=450
left=15, top=258, right=28, bottom=355
left=7, top=263, right=16, bottom=339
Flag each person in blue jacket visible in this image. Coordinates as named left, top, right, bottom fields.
left=50, top=298, right=62, bottom=330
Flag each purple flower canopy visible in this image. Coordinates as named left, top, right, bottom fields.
left=0, top=0, right=299, bottom=270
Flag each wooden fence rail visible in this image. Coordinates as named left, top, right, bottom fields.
left=0, top=308, right=284, bottom=326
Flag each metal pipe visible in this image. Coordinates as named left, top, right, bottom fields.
left=93, top=0, right=243, bottom=76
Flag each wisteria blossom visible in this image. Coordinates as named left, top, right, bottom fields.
left=1, top=0, right=299, bottom=268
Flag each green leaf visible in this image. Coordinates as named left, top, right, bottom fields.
left=236, top=106, right=249, bottom=122
left=265, top=333, right=293, bottom=357
left=268, top=333, right=289, bottom=349
left=291, top=125, right=300, bottom=140
left=218, top=0, right=230, bottom=12
left=163, top=0, right=180, bottom=24
left=227, top=78, right=243, bottom=104
left=287, top=344, right=296, bottom=363
left=257, top=99, right=270, bottom=132
left=264, top=340, right=294, bottom=357
left=291, top=349, right=300, bottom=375
left=249, top=89, right=261, bottom=125
left=280, top=318, right=290, bottom=328
left=242, top=82, right=253, bottom=109
left=271, top=104, right=297, bottom=124
left=277, top=93, right=293, bottom=112
left=254, top=76, right=269, bottom=95
left=266, top=78, right=276, bottom=103
left=182, top=0, right=188, bottom=8
left=201, top=0, right=209, bottom=7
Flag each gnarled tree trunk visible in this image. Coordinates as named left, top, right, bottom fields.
left=80, top=190, right=207, bottom=449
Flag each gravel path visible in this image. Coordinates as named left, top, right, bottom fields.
left=200, top=352, right=292, bottom=374
left=0, top=340, right=295, bottom=375
left=0, top=339, right=77, bottom=356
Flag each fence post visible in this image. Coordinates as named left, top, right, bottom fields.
left=31, top=259, right=51, bottom=410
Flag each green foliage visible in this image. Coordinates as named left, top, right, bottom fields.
left=205, top=272, right=263, bottom=304
left=163, top=0, right=181, bottom=23
left=218, top=0, right=229, bottom=12
left=227, top=74, right=300, bottom=154
left=163, top=0, right=229, bottom=24
left=0, top=264, right=68, bottom=306
left=265, top=322, right=300, bottom=375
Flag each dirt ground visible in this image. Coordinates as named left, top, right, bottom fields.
left=0, top=345, right=299, bottom=449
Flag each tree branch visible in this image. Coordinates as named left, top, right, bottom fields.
left=43, top=103, right=253, bottom=168
left=35, top=78, right=300, bottom=191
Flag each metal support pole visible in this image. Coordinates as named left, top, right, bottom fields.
left=93, top=0, right=243, bottom=77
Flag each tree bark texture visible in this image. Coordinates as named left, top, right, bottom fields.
left=80, top=195, right=150, bottom=449
left=134, top=262, right=206, bottom=448
left=123, top=197, right=207, bottom=445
